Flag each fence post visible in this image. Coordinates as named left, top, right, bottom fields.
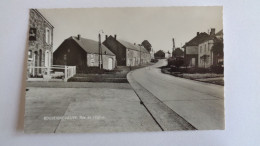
left=74, top=66, right=76, bottom=75
left=64, top=65, right=67, bottom=82
left=47, top=66, right=50, bottom=76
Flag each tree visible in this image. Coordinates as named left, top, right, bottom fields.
left=212, top=40, right=223, bottom=56
left=154, top=50, right=165, bottom=59
left=172, top=48, right=184, bottom=58
left=141, top=40, right=152, bottom=52
left=212, top=39, right=224, bottom=65
left=200, top=54, right=210, bottom=68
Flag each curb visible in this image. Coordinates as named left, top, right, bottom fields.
left=127, top=69, right=197, bottom=131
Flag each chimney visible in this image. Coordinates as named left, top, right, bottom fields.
left=197, top=32, right=200, bottom=36
left=210, top=28, right=215, bottom=36
left=114, top=34, right=117, bottom=40
left=77, top=34, right=81, bottom=40
left=105, top=35, right=108, bottom=40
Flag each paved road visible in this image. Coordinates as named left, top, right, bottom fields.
left=131, top=59, right=224, bottom=130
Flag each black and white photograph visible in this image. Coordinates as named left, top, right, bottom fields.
left=24, top=7, right=224, bottom=133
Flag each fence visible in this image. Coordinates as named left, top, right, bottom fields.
left=27, top=65, right=76, bottom=82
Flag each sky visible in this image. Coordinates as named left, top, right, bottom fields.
left=38, top=7, right=223, bottom=53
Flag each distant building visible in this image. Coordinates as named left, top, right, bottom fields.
left=165, top=51, right=172, bottom=59
left=198, top=29, right=223, bottom=68
left=27, top=9, right=54, bottom=77
left=154, top=50, right=165, bottom=59
left=103, top=35, right=151, bottom=66
left=182, top=32, right=209, bottom=67
left=53, top=35, right=116, bottom=72
left=150, top=48, right=155, bottom=59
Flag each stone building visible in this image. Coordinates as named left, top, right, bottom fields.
left=182, top=32, right=209, bottom=67
left=27, top=9, right=54, bottom=77
left=103, top=35, right=151, bottom=66
left=53, top=35, right=116, bottom=72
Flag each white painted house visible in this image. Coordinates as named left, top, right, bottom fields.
left=198, top=29, right=223, bottom=68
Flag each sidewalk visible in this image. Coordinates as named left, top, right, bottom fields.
left=24, top=82, right=161, bottom=133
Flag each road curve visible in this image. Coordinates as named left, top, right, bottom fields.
left=130, top=59, right=224, bottom=130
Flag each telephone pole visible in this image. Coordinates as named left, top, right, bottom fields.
left=98, top=30, right=104, bottom=69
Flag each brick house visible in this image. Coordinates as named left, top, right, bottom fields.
left=53, top=35, right=116, bottom=72
left=27, top=9, right=54, bottom=77
left=198, top=29, right=223, bottom=68
left=182, top=32, right=209, bottom=67
left=103, top=35, right=151, bottom=66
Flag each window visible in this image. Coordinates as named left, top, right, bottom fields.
left=45, top=28, right=51, bottom=44
left=64, top=54, right=67, bottom=60
left=29, top=28, right=36, bottom=41
left=28, top=50, right=32, bottom=58
left=200, top=46, right=202, bottom=53
left=90, top=58, right=94, bottom=66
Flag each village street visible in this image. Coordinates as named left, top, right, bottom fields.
left=129, top=59, right=224, bottom=130
left=25, top=60, right=224, bottom=133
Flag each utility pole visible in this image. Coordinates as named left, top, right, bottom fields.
left=98, top=30, right=104, bottom=70
left=98, top=33, right=101, bottom=69
left=139, top=44, right=142, bottom=66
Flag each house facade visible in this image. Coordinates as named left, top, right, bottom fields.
left=103, top=35, right=151, bottom=66
left=27, top=9, right=54, bottom=77
left=198, top=29, right=223, bottom=68
left=165, top=51, right=172, bottom=59
left=53, top=35, right=116, bottom=72
left=150, top=48, right=155, bottom=59
left=183, top=32, right=209, bottom=67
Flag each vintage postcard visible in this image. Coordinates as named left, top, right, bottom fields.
left=24, top=7, right=224, bottom=133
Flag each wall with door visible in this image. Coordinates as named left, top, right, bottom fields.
left=27, top=9, right=54, bottom=77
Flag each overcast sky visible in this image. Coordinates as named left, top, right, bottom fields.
left=38, top=7, right=222, bottom=53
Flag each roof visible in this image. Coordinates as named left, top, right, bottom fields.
left=199, top=29, right=223, bottom=44
left=215, top=29, right=223, bottom=36
left=117, top=39, right=149, bottom=53
left=70, top=36, right=115, bottom=56
left=183, top=32, right=209, bottom=48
